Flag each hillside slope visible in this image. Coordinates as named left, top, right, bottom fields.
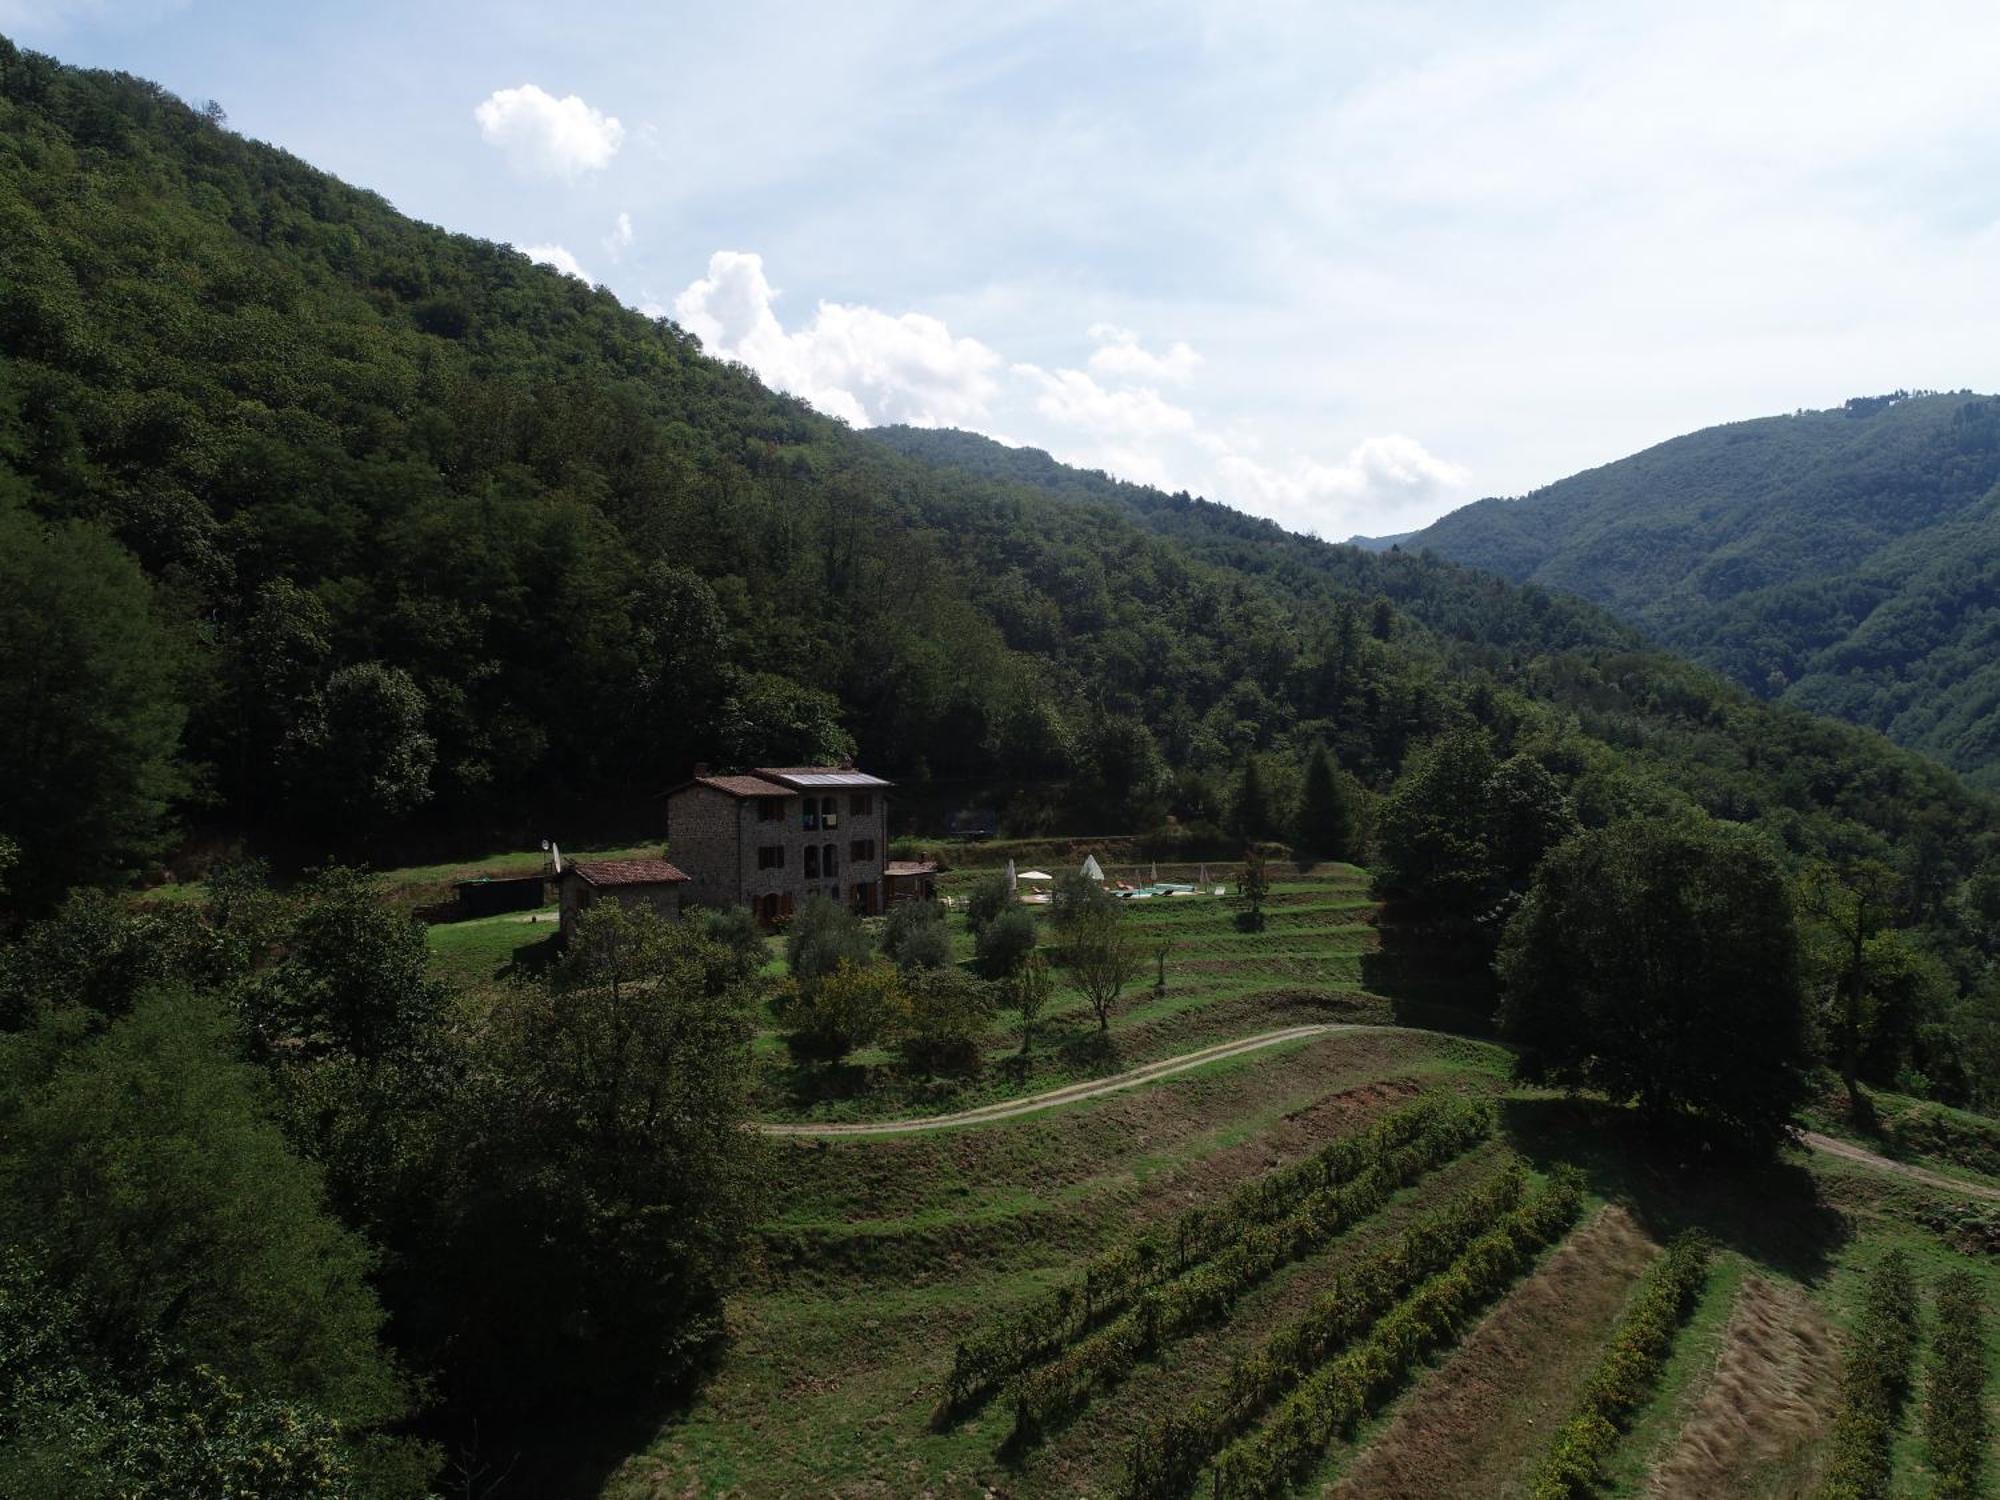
left=1393, top=394, right=2000, bottom=786
left=1, top=37, right=1995, bottom=951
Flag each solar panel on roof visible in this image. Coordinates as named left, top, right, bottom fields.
left=784, top=772, right=891, bottom=787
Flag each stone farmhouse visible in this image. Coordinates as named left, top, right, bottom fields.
left=557, top=856, right=691, bottom=943
left=665, top=764, right=938, bottom=924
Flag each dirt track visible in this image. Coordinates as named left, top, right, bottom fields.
left=761, top=1032, right=2000, bottom=1202
left=757, top=1023, right=1357, bottom=1135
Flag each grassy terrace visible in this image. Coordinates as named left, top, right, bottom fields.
left=406, top=844, right=1999, bottom=1500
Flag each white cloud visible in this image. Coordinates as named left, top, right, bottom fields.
left=1086, top=324, right=1203, bottom=384
left=604, top=211, right=635, bottom=260
left=673, top=251, right=1002, bottom=427
left=522, top=243, right=588, bottom=280
left=473, top=84, right=624, bottom=179
left=1210, top=434, right=1471, bottom=536
left=1014, top=363, right=1198, bottom=438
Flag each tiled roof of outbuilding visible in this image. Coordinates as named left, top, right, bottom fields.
left=569, top=858, right=691, bottom=887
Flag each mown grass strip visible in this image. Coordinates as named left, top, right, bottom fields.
left=1924, top=1269, right=1988, bottom=1500
left=1006, top=1101, right=1493, bottom=1444
left=1204, top=1168, right=1586, bottom=1500
left=1122, top=1160, right=1529, bottom=1499
left=1524, top=1230, right=1711, bottom=1499
left=940, top=1092, right=1478, bottom=1413
left=1812, top=1249, right=1918, bottom=1500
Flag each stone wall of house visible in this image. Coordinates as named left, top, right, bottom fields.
left=667, top=786, right=747, bottom=910
left=670, top=783, right=893, bottom=918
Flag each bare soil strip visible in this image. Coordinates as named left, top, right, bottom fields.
left=1321, top=1203, right=1657, bottom=1500
left=1644, top=1274, right=1838, bottom=1500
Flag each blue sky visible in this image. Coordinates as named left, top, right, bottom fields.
left=8, top=1, right=2000, bottom=537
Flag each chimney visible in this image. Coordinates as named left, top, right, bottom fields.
left=693, top=762, right=710, bottom=777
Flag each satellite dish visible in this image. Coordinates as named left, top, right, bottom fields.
left=540, top=838, right=550, bottom=851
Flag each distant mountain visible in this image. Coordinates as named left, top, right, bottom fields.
left=1399, top=393, right=2000, bottom=787
left=1345, top=531, right=1413, bottom=552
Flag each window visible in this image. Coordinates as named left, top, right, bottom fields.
left=758, top=799, right=782, bottom=823
left=802, top=799, right=819, bottom=831
left=849, top=838, right=876, bottom=863
left=803, top=845, right=820, bottom=878
left=850, top=793, right=873, bottom=817
left=824, top=843, right=839, bottom=876
left=757, top=845, right=785, bottom=870
left=822, top=796, right=839, bottom=830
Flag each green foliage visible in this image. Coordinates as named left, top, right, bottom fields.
left=699, top=901, right=769, bottom=982
left=240, top=866, right=446, bottom=1063
left=1125, top=1163, right=1529, bottom=1499
left=0, top=498, right=185, bottom=910
left=1526, top=1232, right=1712, bottom=1500
left=1206, top=1170, right=1586, bottom=1499
left=1011, top=949, right=1054, bottom=1054
left=777, top=957, right=904, bottom=1064
left=785, top=892, right=871, bottom=985
left=1294, top=746, right=1355, bottom=859
left=895, top=966, right=996, bottom=1075
left=1009, top=1102, right=1494, bottom=1444
left=1049, top=869, right=1115, bottom=931
left=1924, top=1269, right=1989, bottom=1500
left=1228, top=757, right=1282, bottom=843
left=435, top=900, right=761, bottom=1404
left=881, top=898, right=951, bottom=971
left=287, top=663, right=436, bottom=833
left=1067, top=903, right=1140, bottom=1029
left=1375, top=728, right=1502, bottom=918
left=941, top=1094, right=1483, bottom=1411
left=976, top=903, right=1039, bottom=980
left=1236, top=847, right=1271, bottom=931
left=1500, top=819, right=1811, bottom=1149
left=1405, top=392, right=2000, bottom=788
left=0, top=989, right=412, bottom=1433
left=964, top=873, right=1015, bottom=937
left=1814, top=1249, right=1919, bottom=1500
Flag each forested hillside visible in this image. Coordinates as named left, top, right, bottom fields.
left=9, top=39, right=2000, bottom=1498
left=1388, top=393, right=2000, bottom=786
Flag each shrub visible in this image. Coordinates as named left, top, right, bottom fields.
left=776, top=959, right=905, bottom=1064
left=700, top=903, right=769, bottom=982
left=1813, top=1249, right=1918, bottom=1500
left=882, top=899, right=951, bottom=971
left=785, top=893, right=871, bottom=985
left=897, top=967, right=996, bottom=1075
left=1050, top=870, right=1114, bottom=932
left=1526, top=1231, right=1712, bottom=1500
left=964, top=873, right=1013, bottom=937
left=1924, top=1269, right=1988, bottom=1500
left=977, top=905, right=1040, bottom=979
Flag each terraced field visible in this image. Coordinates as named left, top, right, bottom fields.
left=416, top=854, right=2000, bottom=1500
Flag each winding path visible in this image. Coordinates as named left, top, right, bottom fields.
left=760, top=1027, right=2000, bottom=1204
left=757, top=1022, right=1357, bottom=1136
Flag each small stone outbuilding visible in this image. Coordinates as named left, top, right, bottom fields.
left=558, top=856, right=691, bottom=943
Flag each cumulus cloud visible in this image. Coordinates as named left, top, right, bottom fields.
left=1086, top=324, right=1203, bottom=383
left=474, top=84, right=624, bottom=178
left=673, top=251, right=1001, bottom=427
left=522, top=243, right=588, bottom=280
left=1014, top=363, right=1198, bottom=439
left=604, top=211, right=635, bottom=260
left=1209, top=434, right=1470, bottom=536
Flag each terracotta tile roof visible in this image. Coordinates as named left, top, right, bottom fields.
left=696, top=774, right=796, bottom=799
left=884, top=860, right=940, bottom=877
left=569, top=857, right=690, bottom=887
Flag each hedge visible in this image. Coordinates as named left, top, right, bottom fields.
left=1813, top=1249, right=1918, bottom=1500
left=942, top=1092, right=1483, bottom=1412
left=1924, top=1269, right=1988, bottom=1500
left=1204, top=1168, right=1585, bottom=1500
left=1122, top=1160, right=1530, bottom=1499
left=1007, top=1099, right=1493, bottom=1441
left=1525, top=1230, right=1712, bottom=1500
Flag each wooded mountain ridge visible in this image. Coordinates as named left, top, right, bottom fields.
left=1378, top=392, right=2000, bottom=788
